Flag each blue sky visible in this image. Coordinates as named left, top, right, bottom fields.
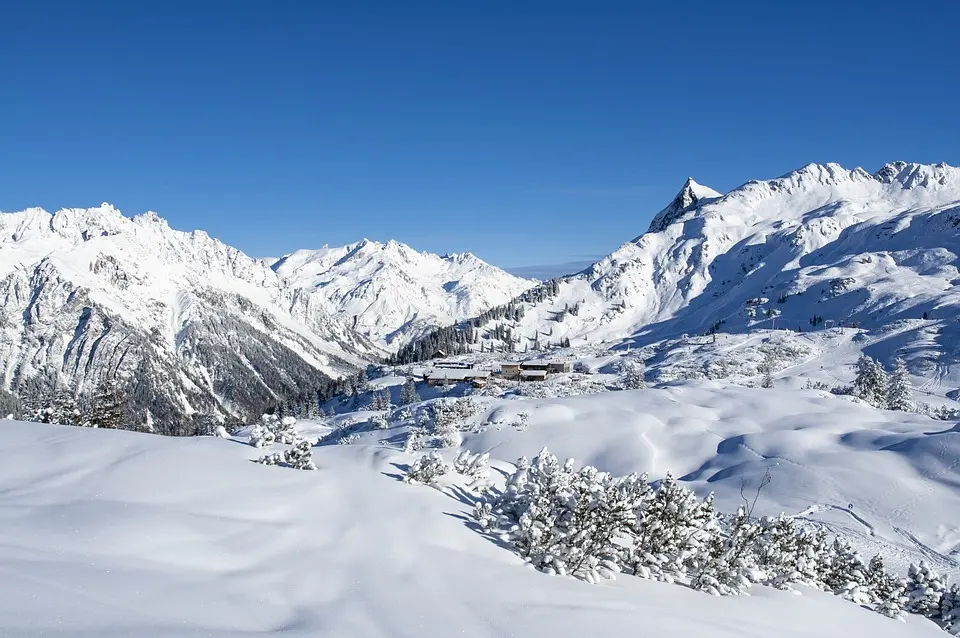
left=1, top=2, right=958, bottom=271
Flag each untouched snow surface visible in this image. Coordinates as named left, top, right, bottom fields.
left=2, top=379, right=957, bottom=636
left=272, top=239, right=533, bottom=348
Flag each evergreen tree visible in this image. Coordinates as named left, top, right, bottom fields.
left=852, top=355, right=889, bottom=407
left=621, top=360, right=646, bottom=390
left=87, top=379, right=126, bottom=429
left=866, top=554, right=907, bottom=620
left=283, top=439, right=316, bottom=470
left=399, top=377, right=421, bottom=405
left=940, top=583, right=960, bottom=634
left=886, top=358, right=913, bottom=411
left=760, top=351, right=776, bottom=388
left=905, top=561, right=947, bottom=617
left=627, top=473, right=716, bottom=583
left=690, top=506, right=761, bottom=596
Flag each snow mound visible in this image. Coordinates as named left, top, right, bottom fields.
left=0, top=417, right=947, bottom=637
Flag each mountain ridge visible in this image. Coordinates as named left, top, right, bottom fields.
left=271, top=237, right=534, bottom=348
left=398, top=161, right=960, bottom=394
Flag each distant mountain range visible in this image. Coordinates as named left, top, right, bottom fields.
left=0, top=205, right=530, bottom=431
left=400, top=162, right=960, bottom=390
left=271, top=239, right=532, bottom=347
left=6, top=160, right=960, bottom=431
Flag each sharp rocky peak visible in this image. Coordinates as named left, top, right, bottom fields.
left=646, top=177, right=722, bottom=234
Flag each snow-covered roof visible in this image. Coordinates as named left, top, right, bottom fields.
left=520, top=369, right=548, bottom=378
left=426, top=369, right=491, bottom=381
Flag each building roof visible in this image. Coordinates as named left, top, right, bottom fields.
left=519, top=369, right=548, bottom=378
left=426, top=369, right=491, bottom=381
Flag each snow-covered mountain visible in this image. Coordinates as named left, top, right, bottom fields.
left=409, top=162, right=960, bottom=389
left=0, top=204, right=378, bottom=433
left=272, top=239, right=534, bottom=347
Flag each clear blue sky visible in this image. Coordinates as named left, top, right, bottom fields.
left=2, top=1, right=958, bottom=270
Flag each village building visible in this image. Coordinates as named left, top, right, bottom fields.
left=545, top=359, right=572, bottom=374
left=424, top=368, right=491, bottom=387
left=433, top=360, right=474, bottom=370
left=499, top=362, right=522, bottom=380
left=519, top=369, right=548, bottom=382
left=491, top=358, right=572, bottom=380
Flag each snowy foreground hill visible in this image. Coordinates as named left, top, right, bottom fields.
left=1, top=379, right=957, bottom=636
left=272, top=238, right=532, bottom=347
left=409, top=162, right=960, bottom=394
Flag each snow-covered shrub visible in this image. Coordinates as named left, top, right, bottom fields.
left=430, top=397, right=478, bottom=447
left=626, top=473, right=713, bottom=583
left=370, top=413, right=389, bottom=430
left=250, top=414, right=298, bottom=447
left=940, top=583, right=960, bottom=634
left=469, top=445, right=926, bottom=622
left=512, top=412, right=530, bottom=431
left=454, top=450, right=489, bottom=479
left=573, top=361, right=591, bottom=374
left=453, top=450, right=492, bottom=492
left=275, top=416, right=298, bottom=444
left=404, top=451, right=450, bottom=485
left=257, top=452, right=282, bottom=465
left=905, top=561, right=947, bottom=617
left=337, top=433, right=361, bottom=445
left=433, top=415, right=461, bottom=448
left=486, top=448, right=649, bottom=583
left=759, top=351, right=775, bottom=388
left=284, top=439, right=317, bottom=470
left=752, top=514, right=811, bottom=590
left=256, top=440, right=315, bottom=470
left=690, top=508, right=761, bottom=596
left=403, top=426, right=426, bottom=453
left=249, top=419, right=276, bottom=448
left=822, top=537, right=877, bottom=605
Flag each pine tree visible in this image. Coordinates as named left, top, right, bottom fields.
left=87, top=379, right=126, bottom=429
left=824, top=537, right=872, bottom=603
left=690, top=507, right=761, bottom=596
left=627, top=473, right=716, bottom=583
left=866, top=554, right=907, bottom=620
left=940, top=583, right=960, bottom=634
left=760, top=351, right=776, bottom=388
left=399, top=377, right=421, bottom=406
left=853, top=355, right=889, bottom=407
left=886, top=358, right=913, bottom=411
left=49, top=390, right=83, bottom=425
left=904, top=561, right=947, bottom=617
left=283, top=439, right=316, bottom=470
left=404, top=451, right=449, bottom=484
left=621, top=360, right=646, bottom=390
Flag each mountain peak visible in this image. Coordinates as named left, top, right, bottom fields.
left=646, top=178, right=722, bottom=234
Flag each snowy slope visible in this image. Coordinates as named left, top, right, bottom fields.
left=0, top=415, right=949, bottom=637
left=272, top=239, right=534, bottom=348
left=0, top=204, right=377, bottom=432
left=442, top=162, right=960, bottom=394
